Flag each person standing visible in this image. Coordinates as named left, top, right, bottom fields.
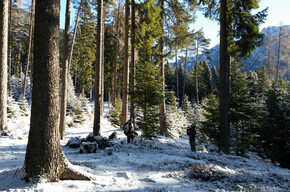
left=123, top=118, right=133, bottom=143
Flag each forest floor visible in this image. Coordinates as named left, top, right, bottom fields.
left=0, top=103, right=289, bottom=192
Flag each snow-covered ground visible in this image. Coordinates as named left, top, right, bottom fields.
left=0, top=104, right=289, bottom=192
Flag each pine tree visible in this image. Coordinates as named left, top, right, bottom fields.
left=201, top=92, right=219, bottom=145
left=0, top=0, right=8, bottom=136
left=199, top=60, right=212, bottom=99
left=24, top=0, right=90, bottom=181
left=230, top=62, right=257, bottom=156
left=134, top=0, right=163, bottom=138
left=166, top=92, right=188, bottom=138
left=260, top=85, right=289, bottom=160
left=211, top=65, right=219, bottom=91
left=93, top=0, right=103, bottom=136
left=71, top=1, right=96, bottom=96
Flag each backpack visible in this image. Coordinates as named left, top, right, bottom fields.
left=123, top=122, right=130, bottom=132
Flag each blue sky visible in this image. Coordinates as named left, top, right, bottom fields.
left=60, top=0, right=290, bottom=48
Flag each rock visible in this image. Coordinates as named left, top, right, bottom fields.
left=80, top=141, right=97, bottom=153
left=85, top=132, right=95, bottom=142
left=66, top=137, right=84, bottom=148
left=108, top=131, right=117, bottom=140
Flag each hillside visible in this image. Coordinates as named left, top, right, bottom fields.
left=0, top=103, right=289, bottom=192
left=185, top=26, right=290, bottom=79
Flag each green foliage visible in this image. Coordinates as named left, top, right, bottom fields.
left=71, top=1, right=96, bottom=95
left=181, top=95, right=194, bottom=125
left=230, top=62, right=257, bottom=156
left=200, top=92, right=219, bottom=145
left=166, top=92, right=188, bottom=138
left=199, top=60, right=212, bottom=99
left=109, top=97, right=122, bottom=126
left=135, top=59, right=163, bottom=138
left=211, top=65, right=219, bottom=91
left=260, top=85, right=289, bottom=160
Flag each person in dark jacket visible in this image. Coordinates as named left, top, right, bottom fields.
left=123, top=118, right=133, bottom=143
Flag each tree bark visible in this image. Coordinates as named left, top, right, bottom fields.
left=68, top=0, right=83, bottom=69
left=0, top=0, right=8, bottom=136
left=112, top=0, right=121, bottom=105
left=175, top=46, right=179, bottom=103
left=219, top=0, right=230, bottom=154
left=158, top=0, right=166, bottom=135
left=93, top=0, right=103, bottom=136
left=182, top=45, right=188, bottom=105
left=59, top=0, right=71, bottom=140
left=24, top=0, right=90, bottom=181
left=130, top=0, right=136, bottom=127
left=100, top=13, right=104, bottom=117
left=195, top=42, right=199, bottom=104
left=121, top=0, right=130, bottom=126
left=275, top=25, right=282, bottom=83
left=21, top=0, right=34, bottom=102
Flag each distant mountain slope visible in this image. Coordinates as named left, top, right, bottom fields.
left=185, top=26, right=290, bottom=79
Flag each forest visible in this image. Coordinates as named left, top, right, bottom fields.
left=0, top=0, right=289, bottom=191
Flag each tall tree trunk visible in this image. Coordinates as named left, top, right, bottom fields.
left=121, top=0, right=130, bottom=126
left=219, top=0, right=230, bottom=154
left=175, top=46, right=179, bottom=102
left=21, top=0, right=34, bottom=102
left=59, top=0, right=71, bottom=140
left=100, top=15, right=104, bottom=117
left=182, top=45, right=188, bottom=105
left=158, top=0, right=166, bottom=135
left=8, top=0, right=12, bottom=96
left=0, top=0, right=8, bottom=136
left=93, top=0, right=103, bottom=136
left=68, top=0, right=83, bottom=69
left=108, top=90, right=110, bottom=108
left=24, top=0, right=90, bottom=181
left=195, top=43, right=199, bottom=104
left=130, top=0, right=136, bottom=127
left=275, top=25, right=282, bottom=83
left=112, top=0, right=121, bottom=105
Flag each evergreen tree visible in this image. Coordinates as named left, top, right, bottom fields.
left=134, top=0, right=163, bottom=138
left=24, top=0, right=89, bottom=181
left=260, top=85, right=289, bottom=160
left=71, top=1, right=96, bottom=96
left=199, top=60, right=211, bottom=99
left=181, top=95, right=194, bottom=125
left=200, top=92, right=219, bottom=145
left=0, top=0, right=8, bottom=136
left=230, top=62, right=257, bottom=156
left=211, top=65, right=219, bottom=92
left=166, top=92, right=188, bottom=138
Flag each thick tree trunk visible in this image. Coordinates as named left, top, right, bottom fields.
left=158, top=0, right=166, bottom=135
left=130, top=0, right=136, bottom=127
left=21, top=0, right=34, bottom=102
left=93, top=0, right=103, bottom=136
left=121, top=0, right=130, bottom=126
left=112, top=0, right=121, bottom=105
left=59, top=0, right=71, bottom=140
left=24, top=0, right=90, bottom=181
left=219, top=0, right=230, bottom=154
left=0, top=0, right=8, bottom=136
